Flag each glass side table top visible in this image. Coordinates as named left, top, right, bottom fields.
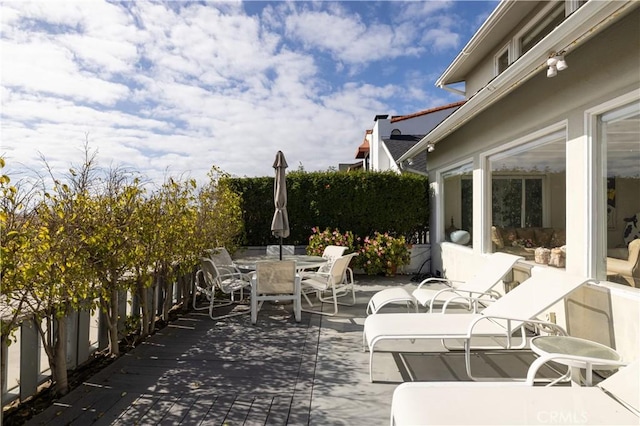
left=530, top=335, right=623, bottom=385
left=531, top=335, right=622, bottom=361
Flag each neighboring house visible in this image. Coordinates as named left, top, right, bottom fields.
left=354, top=102, right=464, bottom=174
left=396, top=0, right=639, bottom=360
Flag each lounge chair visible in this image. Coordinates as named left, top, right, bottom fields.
left=366, top=252, right=523, bottom=314
left=390, top=357, right=638, bottom=425
left=364, top=268, right=591, bottom=382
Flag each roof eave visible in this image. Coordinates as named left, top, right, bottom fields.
left=399, top=0, right=637, bottom=164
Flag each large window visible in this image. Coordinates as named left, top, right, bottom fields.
left=600, top=101, right=640, bottom=286
left=489, top=132, right=566, bottom=259
left=519, top=2, right=565, bottom=55
left=443, top=163, right=473, bottom=247
left=492, top=177, right=543, bottom=228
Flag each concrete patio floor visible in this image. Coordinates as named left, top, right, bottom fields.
left=25, top=274, right=549, bottom=425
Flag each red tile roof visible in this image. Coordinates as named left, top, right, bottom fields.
left=390, top=100, right=466, bottom=123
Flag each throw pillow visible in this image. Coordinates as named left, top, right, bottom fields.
left=491, top=226, right=504, bottom=248
left=500, top=228, right=518, bottom=246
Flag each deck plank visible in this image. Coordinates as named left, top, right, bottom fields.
left=23, top=276, right=558, bottom=425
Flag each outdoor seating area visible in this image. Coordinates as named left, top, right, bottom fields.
left=18, top=269, right=638, bottom=425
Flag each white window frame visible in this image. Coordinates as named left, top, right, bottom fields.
left=514, top=1, right=566, bottom=59
left=437, top=159, right=475, bottom=246
left=481, top=122, right=567, bottom=253
left=494, top=42, right=511, bottom=77
left=585, top=90, right=640, bottom=280
left=491, top=174, right=547, bottom=228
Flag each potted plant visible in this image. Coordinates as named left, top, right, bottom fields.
left=356, top=232, right=410, bottom=276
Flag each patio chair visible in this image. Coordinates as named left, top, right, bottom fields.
left=250, top=260, right=301, bottom=324
left=366, top=252, right=523, bottom=314
left=318, top=245, right=348, bottom=272
left=206, top=247, right=252, bottom=281
left=194, top=257, right=251, bottom=320
left=266, top=245, right=295, bottom=256
left=363, top=268, right=591, bottom=382
left=607, top=238, right=640, bottom=287
left=301, top=253, right=357, bottom=316
left=390, top=357, right=638, bottom=425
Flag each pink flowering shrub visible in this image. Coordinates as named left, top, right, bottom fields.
left=306, top=228, right=411, bottom=276
left=355, top=232, right=410, bottom=276
left=306, top=227, right=356, bottom=257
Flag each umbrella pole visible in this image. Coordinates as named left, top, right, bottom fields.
left=279, top=237, right=283, bottom=260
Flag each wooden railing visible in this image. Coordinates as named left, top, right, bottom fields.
left=1, top=272, right=193, bottom=413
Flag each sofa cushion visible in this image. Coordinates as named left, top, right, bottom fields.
left=500, top=228, right=518, bottom=246
left=516, top=228, right=536, bottom=242
left=534, top=228, right=554, bottom=248
left=550, top=229, right=566, bottom=248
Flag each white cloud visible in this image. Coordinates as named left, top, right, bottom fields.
left=1, top=0, right=489, bottom=186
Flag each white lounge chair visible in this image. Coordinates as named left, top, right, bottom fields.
left=366, top=252, right=523, bottom=314
left=301, top=253, right=357, bottom=316
left=390, top=357, right=638, bottom=425
left=250, top=260, right=301, bottom=324
left=364, top=268, right=590, bottom=382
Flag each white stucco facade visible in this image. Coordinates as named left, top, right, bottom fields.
left=401, top=1, right=640, bottom=361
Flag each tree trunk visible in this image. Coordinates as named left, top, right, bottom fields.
left=150, top=273, right=159, bottom=332
left=107, top=290, right=120, bottom=357
left=52, top=316, right=69, bottom=396
left=137, top=276, right=151, bottom=338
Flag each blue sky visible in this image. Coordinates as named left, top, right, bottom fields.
left=2, top=0, right=497, bottom=185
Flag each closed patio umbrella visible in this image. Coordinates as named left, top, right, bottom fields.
left=271, top=150, right=289, bottom=260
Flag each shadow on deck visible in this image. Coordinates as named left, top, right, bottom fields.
left=25, top=275, right=551, bottom=425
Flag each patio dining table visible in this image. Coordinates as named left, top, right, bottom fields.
left=234, top=254, right=328, bottom=272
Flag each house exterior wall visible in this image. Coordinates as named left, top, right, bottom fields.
left=429, top=10, right=639, bottom=361
left=369, top=106, right=461, bottom=171
left=465, top=2, right=551, bottom=96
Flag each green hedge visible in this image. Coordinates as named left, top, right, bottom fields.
left=227, top=171, right=429, bottom=246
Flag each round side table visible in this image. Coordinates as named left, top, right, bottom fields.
left=530, top=335, right=623, bottom=386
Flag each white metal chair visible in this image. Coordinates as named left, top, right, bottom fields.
left=206, top=247, right=252, bottom=281
left=301, top=253, right=357, bottom=316
left=250, top=260, right=301, bottom=324
left=366, top=252, right=523, bottom=314
left=364, top=268, right=590, bottom=382
left=194, top=257, right=251, bottom=320
left=266, top=245, right=295, bottom=256
left=318, top=245, right=348, bottom=272
left=390, top=358, right=638, bottom=425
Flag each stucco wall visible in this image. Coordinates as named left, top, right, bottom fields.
left=429, top=10, right=639, bottom=275
left=431, top=11, right=639, bottom=363
left=441, top=244, right=640, bottom=362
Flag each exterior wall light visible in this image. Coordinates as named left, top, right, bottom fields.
left=426, top=143, right=435, bottom=152
left=547, top=53, right=567, bottom=78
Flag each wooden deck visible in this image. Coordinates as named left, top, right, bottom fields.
left=25, top=275, right=544, bottom=425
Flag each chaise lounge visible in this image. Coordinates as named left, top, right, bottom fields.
left=390, top=357, right=638, bottom=425
left=363, top=268, right=590, bottom=382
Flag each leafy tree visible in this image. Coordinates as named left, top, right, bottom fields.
left=82, top=166, right=143, bottom=357
left=0, top=159, right=41, bottom=392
